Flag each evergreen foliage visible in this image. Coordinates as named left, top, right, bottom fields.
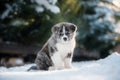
left=0, top=0, right=120, bottom=58
left=57, top=0, right=120, bottom=57
left=0, top=0, right=59, bottom=44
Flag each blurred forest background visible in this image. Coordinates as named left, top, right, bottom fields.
left=0, top=0, right=120, bottom=67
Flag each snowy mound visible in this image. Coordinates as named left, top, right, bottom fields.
left=0, top=52, right=120, bottom=80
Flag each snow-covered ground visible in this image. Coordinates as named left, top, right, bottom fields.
left=0, top=52, right=120, bottom=80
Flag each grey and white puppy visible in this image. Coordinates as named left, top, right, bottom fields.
left=35, top=22, right=77, bottom=70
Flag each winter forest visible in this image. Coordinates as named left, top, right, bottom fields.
left=0, top=0, right=120, bottom=80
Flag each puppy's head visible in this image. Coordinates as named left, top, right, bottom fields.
left=52, top=22, right=77, bottom=43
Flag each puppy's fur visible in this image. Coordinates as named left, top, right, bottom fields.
left=35, top=22, right=77, bottom=70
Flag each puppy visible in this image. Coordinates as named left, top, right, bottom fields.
left=35, top=22, right=77, bottom=70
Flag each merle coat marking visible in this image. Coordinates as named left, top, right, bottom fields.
left=35, top=22, right=77, bottom=70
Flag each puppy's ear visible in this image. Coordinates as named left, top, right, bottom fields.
left=51, top=26, right=59, bottom=33
left=70, top=24, right=77, bottom=32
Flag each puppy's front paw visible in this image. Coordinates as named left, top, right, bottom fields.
left=65, top=65, right=73, bottom=69
left=48, top=66, right=65, bottom=70
left=48, top=66, right=55, bottom=71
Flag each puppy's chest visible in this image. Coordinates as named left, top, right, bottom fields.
left=55, top=42, right=75, bottom=56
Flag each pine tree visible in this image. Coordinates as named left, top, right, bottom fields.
left=0, top=0, right=60, bottom=44
left=57, top=0, right=120, bottom=58
left=77, top=0, right=120, bottom=57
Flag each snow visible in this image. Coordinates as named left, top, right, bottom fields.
left=112, top=0, right=120, bottom=8
left=0, top=4, right=13, bottom=20
left=0, top=52, right=120, bottom=80
left=115, top=22, right=120, bottom=33
left=10, top=19, right=25, bottom=26
left=35, top=0, right=60, bottom=14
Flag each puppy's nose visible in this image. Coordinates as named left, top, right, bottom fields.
left=63, top=37, right=67, bottom=41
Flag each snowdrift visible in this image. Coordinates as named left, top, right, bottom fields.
left=0, top=52, right=120, bottom=80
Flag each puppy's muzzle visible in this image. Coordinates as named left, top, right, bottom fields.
left=63, top=37, right=67, bottom=41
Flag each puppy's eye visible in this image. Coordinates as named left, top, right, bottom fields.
left=65, top=32, right=70, bottom=35
left=59, top=33, right=64, bottom=36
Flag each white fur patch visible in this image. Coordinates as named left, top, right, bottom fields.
left=49, top=40, right=75, bottom=70
left=63, top=26, right=66, bottom=34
